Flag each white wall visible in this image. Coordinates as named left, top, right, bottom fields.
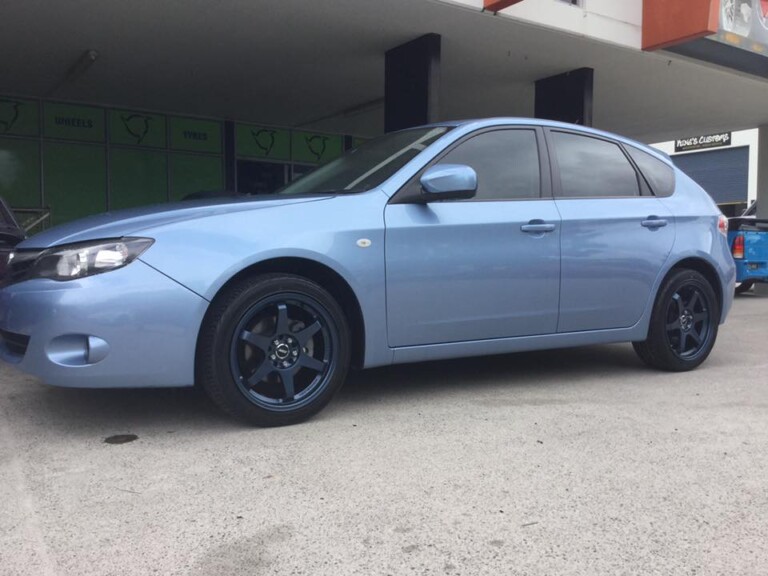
left=652, top=129, right=759, bottom=205
left=438, top=0, right=643, bottom=49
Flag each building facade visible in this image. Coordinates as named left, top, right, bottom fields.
left=2, top=0, right=768, bottom=230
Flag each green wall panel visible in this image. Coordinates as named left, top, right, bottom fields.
left=0, top=98, right=40, bottom=137
left=236, top=124, right=290, bottom=161
left=170, top=153, right=223, bottom=201
left=170, top=117, right=222, bottom=153
left=291, top=131, right=343, bottom=164
left=44, top=103, right=105, bottom=142
left=0, top=138, right=40, bottom=208
left=44, top=143, right=106, bottom=225
left=110, top=149, right=168, bottom=210
left=110, top=110, right=167, bottom=148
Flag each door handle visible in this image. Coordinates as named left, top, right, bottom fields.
left=641, top=217, right=668, bottom=229
left=521, top=222, right=556, bottom=233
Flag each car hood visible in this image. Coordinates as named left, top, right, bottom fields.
left=18, top=195, right=331, bottom=249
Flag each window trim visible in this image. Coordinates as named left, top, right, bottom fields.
left=389, top=126, right=552, bottom=204
left=544, top=128, right=650, bottom=200
left=621, top=143, right=676, bottom=198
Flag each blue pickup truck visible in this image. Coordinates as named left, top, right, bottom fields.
left=729, top=201, right=768, bottom=294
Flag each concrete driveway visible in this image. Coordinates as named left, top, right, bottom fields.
left=1, top=294, right=767, bottom=576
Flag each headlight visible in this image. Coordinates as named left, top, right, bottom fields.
left=29, top=238, right=154, bottom=281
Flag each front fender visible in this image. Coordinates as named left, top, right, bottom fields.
left=138, top=192, right=392, bottom=368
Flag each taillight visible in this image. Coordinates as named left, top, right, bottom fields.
left=732, top=234, right=745, bottom=259
left=718, top=214, right=729, bottom=236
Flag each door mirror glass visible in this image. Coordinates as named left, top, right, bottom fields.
left=420, top=164, right=477, bottom=201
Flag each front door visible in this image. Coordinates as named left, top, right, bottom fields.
left=384, top=128, right=562, bottom=347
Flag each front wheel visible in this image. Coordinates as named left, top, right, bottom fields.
left=633, top=269, right=720, bottom=372
left=197, top=274, right=351, bottom=426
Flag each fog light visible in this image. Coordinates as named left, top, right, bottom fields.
left=46, top=335, right=110, bottom=366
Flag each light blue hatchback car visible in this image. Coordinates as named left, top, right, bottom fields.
left=0, top=119, right=736, bottom=426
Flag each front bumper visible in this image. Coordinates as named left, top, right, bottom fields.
left=0, top=260, right=208, bottom=388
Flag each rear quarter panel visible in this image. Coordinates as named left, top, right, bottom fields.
left=657, top=170, right=736, bottom=323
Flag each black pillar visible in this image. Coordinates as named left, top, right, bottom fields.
left=535, top=67, right=594, bottom=127
left=223, top=120, right=237, bottom=191
left=384, top=33, right=441, bottom=132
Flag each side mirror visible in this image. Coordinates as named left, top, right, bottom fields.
left=419, top=164, right=477, bottom=202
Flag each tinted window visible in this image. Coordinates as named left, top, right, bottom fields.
left=437, top=130, right=540, bottom=200
left=553, top=132, right=639, bottom=198
left=626, top=145, right=675, bottom=197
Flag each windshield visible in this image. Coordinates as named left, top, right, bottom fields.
left=277, top=126, right=452, bottom=195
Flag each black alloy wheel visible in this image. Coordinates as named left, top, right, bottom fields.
left=231, top=297, right=335, bottom=410
left=633, top=269, right=720, bottom=372
left=198, top=274, right=350, bottom=426
left=662, top=284, right=713, bottom=361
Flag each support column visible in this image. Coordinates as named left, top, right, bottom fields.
left=535, top=68, right=594, bottom=126
left=756, top=125, right=768, bottom=295
left=384, top=33, right=441, bottom=133
left=223, top=120, right=237, bottom=192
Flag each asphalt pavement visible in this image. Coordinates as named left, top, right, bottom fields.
left=1, top=293, right=767, bottom=576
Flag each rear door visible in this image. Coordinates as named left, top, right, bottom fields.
left=384, top=127, right=562, bottom=347
left=547, top=129, right=675, bottom=332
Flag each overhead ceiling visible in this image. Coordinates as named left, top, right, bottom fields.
left=2, top=0, right=768, bottom=142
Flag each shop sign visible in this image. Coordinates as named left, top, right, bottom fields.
left=236, top=124, right=290, bottom=161
left=674, top=132, right=732, bottom=153
left=291, top=131, right=343, bottom=165
left=44, top=103, right=105, bottom=142
left=0, top=98, right=39, bottom=136
left=716, top=0, right=768, bottom=57
left=110, top=110, right=167, bottom=148
left=170, top=117, right=222, bottom=154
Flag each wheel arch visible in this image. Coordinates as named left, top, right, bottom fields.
left=199, top=257, right=366, bottom=369
left=665, top=257, right=724, bottom=315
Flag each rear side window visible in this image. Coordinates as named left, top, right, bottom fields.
left=625, top=145, right=676, bottom=197
left=552, top=132, right=639, bottom=198
left=436, top=129, right=541, bottom=200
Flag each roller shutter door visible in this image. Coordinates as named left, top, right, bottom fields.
left=672, top=146, right=748, bottom=204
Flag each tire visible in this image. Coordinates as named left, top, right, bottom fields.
left=633, top=269, right=720, bottom=372
left=197, top=274, right=351, bottom=426
left=735, top=280, right=755, bottom=295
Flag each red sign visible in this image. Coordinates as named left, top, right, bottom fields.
left=484, top=0, right=525, bottom=12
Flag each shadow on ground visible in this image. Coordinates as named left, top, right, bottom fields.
left=340, top=343, right=644, bottom=401
left=2, top=343, right=646, bottom=435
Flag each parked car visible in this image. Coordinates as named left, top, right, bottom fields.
left=729, top=201, right=768, bottom=294
left=0, top=119, right=736, bottom=426
left=0, top=197, right=25, bottom=278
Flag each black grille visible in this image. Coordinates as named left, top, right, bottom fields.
left=0, top=329, right=30, bottom=357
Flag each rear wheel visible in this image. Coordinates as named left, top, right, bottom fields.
left=197, top=274, right=350, bottom=426
left=633, top=269, right=719, bottom=372
left=735, top=280, right=754, bottom=295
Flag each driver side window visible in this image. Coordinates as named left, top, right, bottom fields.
left=436, top=129, right=541, bottom=201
